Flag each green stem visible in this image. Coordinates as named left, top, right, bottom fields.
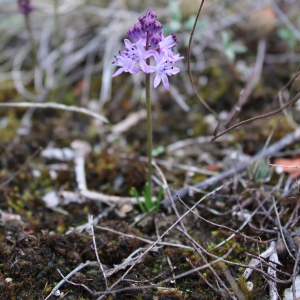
left=145, top=59, right=152, bottom=192
left=25, top=14, right=38, bottom=67
left=54, top=0, right=63, bottom=83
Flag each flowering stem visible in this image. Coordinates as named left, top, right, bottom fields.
left=111, top=9, right=184, bottom=197
left=54, top=0, right=63, bottom=83
left=145, top=66, right=152, bottom=190
left=24, top=14, right=38, bottom=67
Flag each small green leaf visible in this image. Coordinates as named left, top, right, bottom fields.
left=224, top=48, right=235, bottom=62
left=152, top=145, right=165, bottom=157
left=131, top=187, right=146, bottom=213
left=169, top=1, right=182, bottom=21
left=131, top=183, right=163, bottom=213
left=233, top=45, right=247, bottom=54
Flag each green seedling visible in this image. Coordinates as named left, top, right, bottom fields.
left=277, top=27, right=298, bottom=49
left=130, top=182, right=163, bottom=213
left=221, top=31, right=247, bottom=62
left=247, top=159, right=273, bottom=183
left=163, top=1, right=207, bottom=46
left=152, top=145, right=165, bottom=157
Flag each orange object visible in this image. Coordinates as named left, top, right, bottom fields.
left=273, top=157, right=300, bottom=179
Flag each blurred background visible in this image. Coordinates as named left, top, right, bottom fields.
left=0, top=0, right=300, bottom=192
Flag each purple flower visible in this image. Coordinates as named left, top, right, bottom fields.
left=146, top=52, right=180, bottom=90
left=18, top=0, right=35, bottom=15
left=169, top=53, right=185, bottom=63
left=112, top=52, right=139, bottom=77
left=159, top=33, right=178, bottom=56
left=112, top=10, right=183, bottom=89
left=123, top=39, right=153, bottom=63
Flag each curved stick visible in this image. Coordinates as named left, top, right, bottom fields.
left=187, top=0, right=218, bottom=118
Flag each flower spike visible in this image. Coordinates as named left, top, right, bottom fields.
left=112, top=10, right=183, bottom=89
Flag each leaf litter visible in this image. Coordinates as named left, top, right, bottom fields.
left=1, top=0, right=300, bottom=299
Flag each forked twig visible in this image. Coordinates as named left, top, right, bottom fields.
left=45, top=261, right=98, bottom=300
left=0, top=147, right=41, bottom=189
left=96, top=181, right=233, bottom=299
left=272, top=197, right=295, bottom=260
left=176, top=194, right=276, bottom=245
left=94, top=247, right=235, bottom=299
left=56, top=268, right=96, bottom=296
left=89, top=215, right=108, bottom=289
left=177, top=226, right=241, bottom=300
left=212, top=71, right=300, bottom=141
left=161, top=128, right=300, bottom=208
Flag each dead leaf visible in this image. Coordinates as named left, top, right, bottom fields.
left=73, top=80, right=84, bottom=96
left=206, top=164, right=220, bottom=171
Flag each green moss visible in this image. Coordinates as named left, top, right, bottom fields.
left=211, top=230, right=219, bottom=237
left=135, top=294, right=143, bottom=300
left=236, top=275, right=254, bottom=300
left=25, top=211, right=33, bottom=218
left=56, top=225, right=65, bottom=233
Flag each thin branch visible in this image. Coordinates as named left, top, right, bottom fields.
left=95, top=246, right=235, bottom=299
left=176, top=194, right=277, bottom=245
left=224, top=38, right=266, bottom=128
left=186, top=258, right=228, bottom=299
left=273, top=197, right=295, bottom=260
left=267, top=242, right=280, bottom=300
left=96, top=225, right=192, bottom=250
left=187, top=0, right=218, bottom=117
left=0, top=102, right=108, bottom=123
left=268, top=156, right=300, bottom=170
left=161, top=128, right=300, bottom=208
left=212, top=71, right=300, bottom=141
left=45, top=261, right=98, bottom=300
left=177, top=226, right=240, bottom=300
left=56, top=268, right=96, bottom=296
left=292, top=248, right=300, bottom=300
left=89, top=216, right=108, bottom=290
left=96, top=181, right=232, bottom=299
left=0, top=147, right=41, bottom=189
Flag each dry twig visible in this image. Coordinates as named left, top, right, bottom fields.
left=162, top=128, right=300, bottom=208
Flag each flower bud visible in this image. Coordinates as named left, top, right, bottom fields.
left=149, top=34, right=162, bottom=47
left=141, top=18, right=154, bottom=32
left=145, top=10, right=157, bottom=20
left=150, top=20, right=162, bottom=34
left=127, top=22, right=145, bottom=42
left=139, top=11, right=160, bottom=33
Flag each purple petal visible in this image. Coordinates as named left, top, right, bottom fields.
left=112, top=68, right=125, bottom=77
left=154, top=74, right=161, bottom=88
left=161, top=74, right=169, bottom=90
